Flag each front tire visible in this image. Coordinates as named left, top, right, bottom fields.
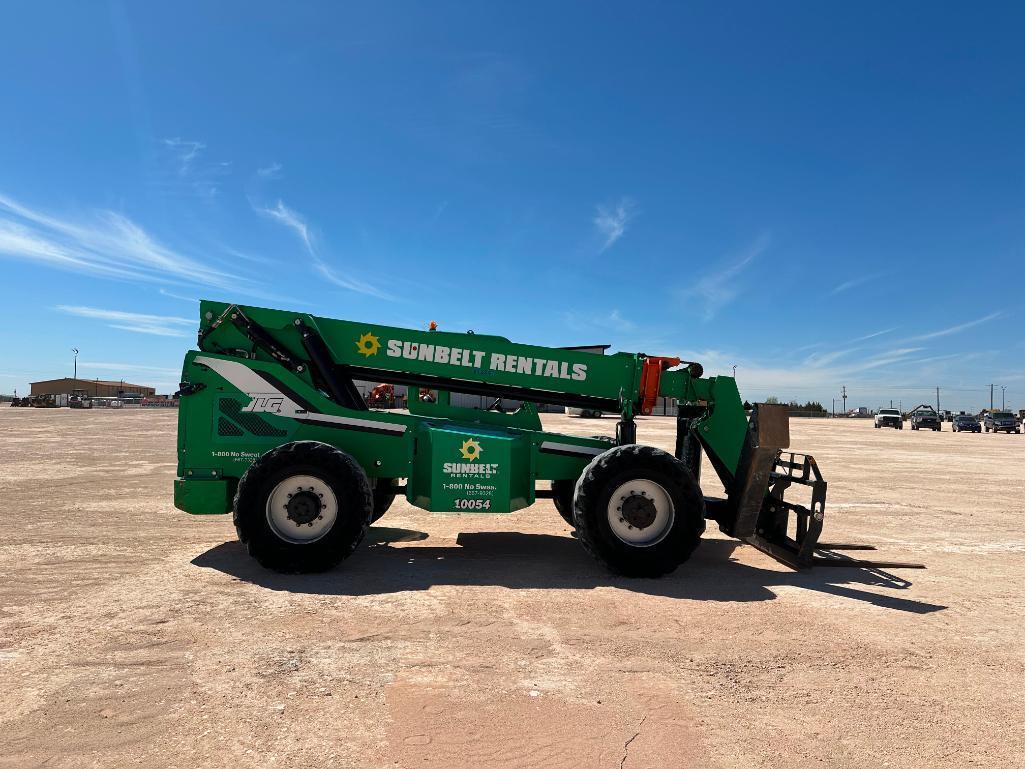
left=371, top=478, right=399, bottom=523
left=572, top=445, right=705, bottom=577
left=233, top=441, right=373, bottom=572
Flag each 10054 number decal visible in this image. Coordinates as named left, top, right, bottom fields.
left=454, top=498, right=492, bottom=510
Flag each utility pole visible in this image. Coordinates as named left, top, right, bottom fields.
left=989, top=384, right=995, bottom=411
left=832, top=398, right=835, bottom=417
left=1002, top=385, right=1006, bottom=410
left=72, top=348, right=78, bottom=381
left=936, top=386, right=940, bottom=413
left=841, top=385, right=847, bottom=415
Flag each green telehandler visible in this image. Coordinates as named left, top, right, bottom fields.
left=173, top=301, right=874, bottom=576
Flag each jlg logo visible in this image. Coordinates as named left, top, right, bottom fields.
left=243, top=396, right=284, bottom=414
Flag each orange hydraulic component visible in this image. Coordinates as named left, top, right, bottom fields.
left=638, top=356, right=681, bottom=416
left=366, top=383, right=396, bottom=408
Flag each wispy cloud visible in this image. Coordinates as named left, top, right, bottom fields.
left=563, top=308, right=637, bottom=335
left=256, top=162, right=283, bottom=179
left=158, top=138, right=230, bottom=197
left=859, top=347, right=925, bottom=370
left=0, top=192, right=236, bottom=288
left=163, top=138, right=206, bottom=175
left=593, top=198, right=635, bottom=252
left=257, top=200, right=313, bottom=251
left=804, top=347, right=861, bottom=369
left=55, top=305, right=194, bottom=337
left=904, top=311, right=1003, bottom=342
left=158, top=288, right=197, bottom=302
left=829, top=272, right=885, bottom=296
left=686, top=232, right=771, bottom=320
left=252, top=199, right=394, bottom=300
left=850, top=327, right=896, bottom=343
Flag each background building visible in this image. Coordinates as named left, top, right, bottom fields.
left=30, top=378, right=156, bottom=398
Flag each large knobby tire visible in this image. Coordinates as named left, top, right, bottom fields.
left=551, top=436, right=614, bottom=527
left=572, top=445, right=705, bottom=578
left=371, top=478, right=399, bottom=523
left=233, top=440, right=373, bottom=573
left=551, top=479, right=576, bottom=526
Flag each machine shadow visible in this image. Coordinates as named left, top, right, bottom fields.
left=192, top=527, right=945, bottom=614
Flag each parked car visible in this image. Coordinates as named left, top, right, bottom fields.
left=951, top=415, right=981, bottom=433
left=910, top=407, right=941, bottom=431
left=874, top=408, right=903, bottom=429
left=983, top=411, right=1019, bottom=434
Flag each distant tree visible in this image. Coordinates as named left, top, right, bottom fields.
left=786, top=400, right=828, bottom=415
left=765, top=396, right=780, bottom=404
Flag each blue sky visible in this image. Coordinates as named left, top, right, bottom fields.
left=1, top=2, right=1023, bottom=412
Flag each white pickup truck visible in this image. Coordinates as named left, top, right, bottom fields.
left=874, top=408, right=903, bottom=429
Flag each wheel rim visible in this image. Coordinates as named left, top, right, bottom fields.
left=265, top=474, right=338, bottom=544
left=607, top=479, right=675, bottom=546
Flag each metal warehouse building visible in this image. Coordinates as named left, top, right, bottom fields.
left=30, top=378, right=156, bottom=398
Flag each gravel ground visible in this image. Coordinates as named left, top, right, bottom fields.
left=1, top=407, right=1023, bottom=768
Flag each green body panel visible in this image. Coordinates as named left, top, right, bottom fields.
left=174, top=477, right=233, bottom=514
left=659, top=370, right=748, bottom=480
left=175, top=347, right=607, bottom=516
left=175, top=301, right=754, bottom=516
left=411, top=423, right=532, bottom=512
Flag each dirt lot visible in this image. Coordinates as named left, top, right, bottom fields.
left=1, top=407, right=1023, bottom=768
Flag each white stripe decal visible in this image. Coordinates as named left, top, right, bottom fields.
left=194, top=355, right=406, bottom=434
left=540, top=441, right=606, bottom=456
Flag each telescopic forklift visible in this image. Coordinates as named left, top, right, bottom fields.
left=174, top=301, right=892, bottom=576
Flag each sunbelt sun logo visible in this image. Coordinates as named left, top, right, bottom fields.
left=356, top=332, right=381, bottom=357
left=353, top=329, right=589, bottom=381
left=459, top=438, right=481, bottom=461
left=443, top=437, right=498, bottom=477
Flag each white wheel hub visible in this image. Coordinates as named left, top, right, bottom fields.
left=607, top=478, right=675, bottom=546
left=265, top=474, right=338, bottom=544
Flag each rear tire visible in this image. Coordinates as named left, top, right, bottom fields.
left=233, top=441, right=372, bottom=573
left=551, top=479, right=576, bottom=526
left=572, top=445, right=705, bottom=577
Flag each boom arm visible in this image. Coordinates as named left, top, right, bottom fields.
left=199, top=302, right=643, bottom=411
